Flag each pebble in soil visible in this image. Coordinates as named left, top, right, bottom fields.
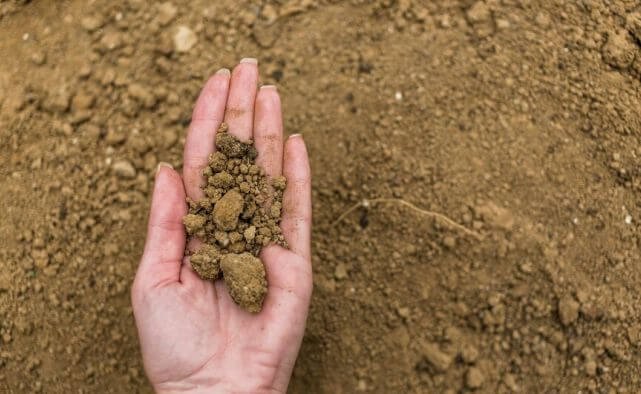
left=183, top=123, right=286, bottom=313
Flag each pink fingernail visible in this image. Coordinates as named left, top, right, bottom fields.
left=156, top=162, right=173, bottom=176
left=289, top=133, right=303, bottom=139
left=216, top=68, right=231, bottom=76
left=261, top=84, right=277, bottom=91
left=240, top=57, right=258, bottom=64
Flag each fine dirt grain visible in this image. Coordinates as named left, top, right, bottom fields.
left=1, top=1, right=641, bottom=393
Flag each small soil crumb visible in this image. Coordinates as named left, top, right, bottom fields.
left=215, top=129, right=253, bottom=158
left=220, top=253, right=267, bottom=313
left=558, top=295, right=580, bottom=326
left=183, top=123, right=286, bottom=312
left=183, top=214, right=206, bottom=238
left=173, top=25, right=198, bottom=53
left=422, top=342, right=453, bottom=372
left=213, top=190, right=244, bottom=231
left=601, top=30, right=636, bottom=69
left=112, top=159, right=136, bottom=178
left=465, top=367, right=485, bottom=389
left=190, top=244, right=221, bottom=280
left=466, top=1, right=491, bottom=24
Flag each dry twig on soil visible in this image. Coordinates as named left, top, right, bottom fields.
left=332, top=198, right=482, bottom=240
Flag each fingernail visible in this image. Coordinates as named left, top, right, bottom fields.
left=260, top=84, right=277, bottom=91
left=216, top=68, right=230, bottom=76
left=156, top=162, right=173, bottom=176
left=240, top=57, right=258, bottom=64
left=289, top=133, right=303, bottom=139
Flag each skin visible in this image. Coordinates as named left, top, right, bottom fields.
left=131, top=58, right=313, bottom=394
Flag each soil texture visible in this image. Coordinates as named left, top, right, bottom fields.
left=183, top=123, right=285, bottom=312
left=1, top=0, right=641, bottom=393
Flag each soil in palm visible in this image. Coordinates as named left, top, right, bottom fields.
left=183, top=123, right=286, bottom=312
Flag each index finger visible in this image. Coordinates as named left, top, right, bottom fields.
left=183, top=69, right=231, bottom=200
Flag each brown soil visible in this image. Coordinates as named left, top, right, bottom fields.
left=220, top=253, right=268, bottom=314
left=183, top=123, right=285, bottom=312
left=1, top=1, right=641, bottom=393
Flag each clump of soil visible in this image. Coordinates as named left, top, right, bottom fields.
left=182, top=123, right=286, bottom=312
left=220, top=253, right=267, bottom=313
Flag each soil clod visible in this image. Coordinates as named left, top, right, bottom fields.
left=220, top=253, right=268, bottom=313
left=183, top=124, right=286, bottom=312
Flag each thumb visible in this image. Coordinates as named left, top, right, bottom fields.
left=135, top=163, right=187, bottom=290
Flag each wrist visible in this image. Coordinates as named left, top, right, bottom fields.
left=155, top=381, right=283, bottom=394
left=154, top=381, right=221, bottom=394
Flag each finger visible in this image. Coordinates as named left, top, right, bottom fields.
left=281, top=135, right=312, bottom=261
left=253, top=85, right=284, bottom=177
left=136, top=164, right=187, bottom=288
left=183, top=69, right=231, bottom=200
left=223, top=58, right=259, bottom=142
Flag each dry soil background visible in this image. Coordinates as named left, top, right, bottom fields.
left=1, top=0, right=641, bottom=393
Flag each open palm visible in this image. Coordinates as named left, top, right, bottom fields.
left=131, top=59, right=312, bottom=394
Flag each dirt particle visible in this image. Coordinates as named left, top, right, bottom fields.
left=183, top=214, right=206, bottom=238
left=157, top=2, right=177, bottom=26
left=422, top=342, right=453, bottom=372
left=601, top=30, right=636, bottom=70
left=558, top=295, right=580, bottom=326
left=42, top=89, right=71, bottom=113
left=100, top=31, right=123, bottom=51
left=215, top=131, right=249, bottom=158
left=127, top=84, right=156, bottom=109
left=213, top=190, right=244, bottom=231
left=105, top=128, right=126, bottom=145
left=334, top=263, right=348, bottom=280
left=190, top=244, right=221, bottom=280
left=0, top=271, right=10, bottom=291
left=80, top=15, right=103, bottom=32
left=173, top=26, right=197, bottom=53
left=209, top=171, right=234, bottom=188
left=460, top=344, right=479, bottom=364
left=272, top=175, right=286, bottom=190
left=584, top=359, right=597, bottom=377
left=475, top=202, right=514, bottom=230
left=112, top=160, right=136, bottom=179
left=465, top=367, right=485, bottom=389
left=71, top=91, right=95, bottom=111
left=243, top=226, right=256, bottom=242
left=161, top=129, right=177, bottom=148
left=220, top=253, right=267, bottom=313
left=466, top=1, right=491, bottom=24
left=30, top=51, right=46, bottom=66
left=397, top=307, right=410, bottom=319
left=442, top=235, right=456, bottom=249
left=209, top=152, right=227, bottom=172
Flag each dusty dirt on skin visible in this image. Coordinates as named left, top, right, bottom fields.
left=1, top=0, right=641, bottom=393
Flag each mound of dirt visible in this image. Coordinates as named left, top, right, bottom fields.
left=183, top=123, right=286, bottom=312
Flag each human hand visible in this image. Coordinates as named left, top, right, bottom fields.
left=131, top=58, right=312, bottom=394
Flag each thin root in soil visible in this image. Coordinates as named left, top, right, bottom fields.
left=332, top=198, right=482, bottom=240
